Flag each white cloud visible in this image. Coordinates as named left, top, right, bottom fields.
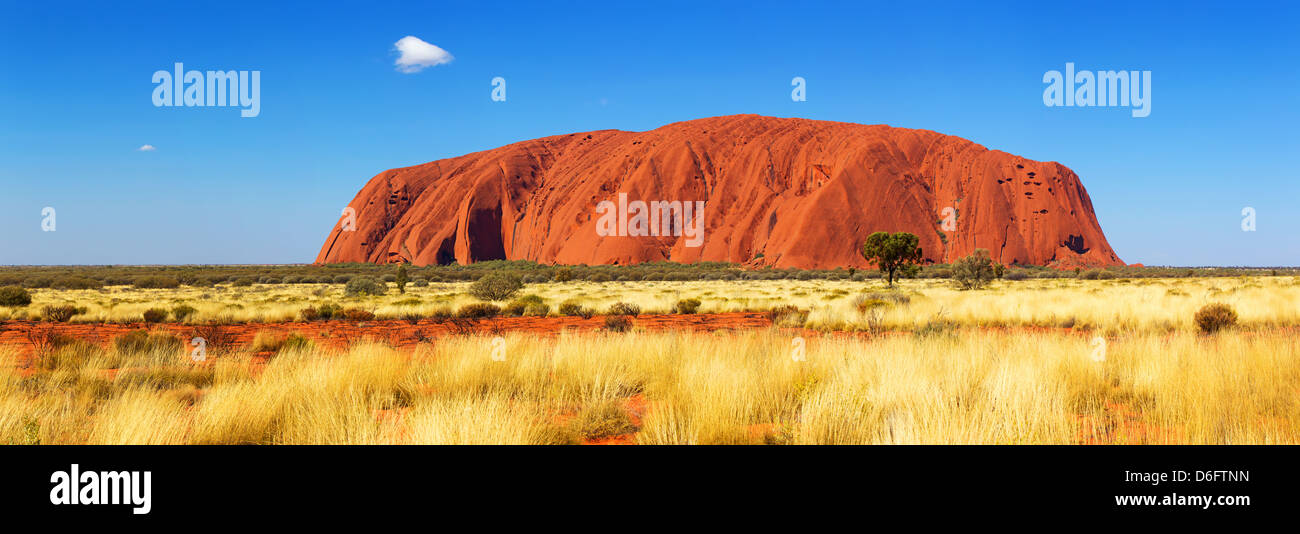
left=138, top=144, right=156, bottom=151
left=393, top=36, right=453, bottom=73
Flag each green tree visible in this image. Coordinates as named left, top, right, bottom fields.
left=860, top=232, right=923, bottom=287
left=395, top=264, right=409, bottom=294
left=469, top=272, right=524, bottom=301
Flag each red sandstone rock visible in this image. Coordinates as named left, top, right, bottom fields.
left=315, top=115, right=1122, bottom=269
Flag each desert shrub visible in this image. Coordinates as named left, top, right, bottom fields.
left=299, top=307, right=320, bottom=321
left=381, top=274, right=398, bottom=283
left=504, top=295, right=544, bottom=316
left=589, top=272, right=612, bottom=283
left=469, top=272, right=524, bottom=301
left=51, top=276, right=102, bottom=290
left=332, top=275, right=352, bottom=284
left=523, top=303, right=550, bottom=317
left=344, top=276, right=386, bottom=297
left=607, top=302, right=641, bottom=317
left=1002, top=269, right=1029, bottom=281
left=134, top=275, right=180, bottom=289
left=552, top=267, right=574, bottom=282
left=171, top=304, right=197, bottom=322
left=412, top=278, right=429, bottom=287
left=604, top=314, right=633, bottom=332
left=114, top=330, right=183, bottom=355
left=342, top=308, right=376, bottom=321
left=569, top=399, right=639, bottom=441
left=0, top=286, right=32, bottom=307
left=951, top=249, right=1002, bottom=290
left=558, top=300, right=592, bottom=318
left=428, top=307, right=454, bottom=321
left=913, top=318, right=958, bottom=340
left=1194, top=303, right=1238, bottom=334
left=1078, top=269, right=1116, bottom=280
left=674, top=298, right=702, bottom=314
left=22, top=277, right=53, bottom=288
left=142, top=308, right=169, bottom=323
left=766, top=305, right=809, bottom=327
left=457, top=303, right=501, bottom=319
left=41, top=305, right=80, bottom=323
left=282, top=332, right=312, bottom=351
left=232, top=277, right=255, bottom=287
left=317, top=303, right=342, bottom=320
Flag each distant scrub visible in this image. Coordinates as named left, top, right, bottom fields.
left=134, top=276, right=180, bottom=289
left=344, top=277, right=386, bottom=297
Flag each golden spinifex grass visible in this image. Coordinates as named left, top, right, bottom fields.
left=2, top=329, right=1297, bottom=445
left=4, top=276, right=1298, bottom=333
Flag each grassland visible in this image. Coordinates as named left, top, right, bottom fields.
left=1, top=271, right=1298, bottom=445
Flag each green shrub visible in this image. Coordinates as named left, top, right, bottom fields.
left=281, top=333, right=313, bottom=351
left=412, top=278, right=429, bottom=287
left=142, top=308, right=169, bottom=323
left=469, top=272, right=524, bottom=301
left=558, top=300, right=592, bottom=318
left=134, top=275, right=180, bottom=289
left=344, top=276, right=387, bottom=297
left=1194, top=303, right=1237, bottom=334
left=232, top=277, right=255, bottom=287
left=674, top=298, right=702, bottom=314
left=951, top=249, right=1002, bottom=290
left=504, top=295, right=545, bottom=316
left=171, top=304, right=197, bottom=321
left=0, top=286, right=32, bottom=307
left=523, top=303, right=550, bottom=317
left=457, top=303, right=501, bottom=319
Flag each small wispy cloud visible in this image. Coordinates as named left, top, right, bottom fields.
left=393, top=36, right=453, bottom=73
left=138, top=144, right=156, bottom=152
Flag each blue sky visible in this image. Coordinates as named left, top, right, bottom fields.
left=1, top=0, right=1296, bottom=266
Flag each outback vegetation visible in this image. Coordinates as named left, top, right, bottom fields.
left=1, top=259, right=1298, bottom=445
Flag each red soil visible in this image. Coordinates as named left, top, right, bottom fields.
left=315, top=114, right=1122, bottom=269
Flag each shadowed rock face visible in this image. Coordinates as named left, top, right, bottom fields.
left=316, top=115, right=1122, bottom=269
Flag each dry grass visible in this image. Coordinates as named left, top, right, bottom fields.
left=2, top=325, right=1297, bottom=445
left=2, top=276, right=1296, bottom=334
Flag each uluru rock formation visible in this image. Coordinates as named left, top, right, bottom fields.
left=316, top=115, right=1122, bottom=269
